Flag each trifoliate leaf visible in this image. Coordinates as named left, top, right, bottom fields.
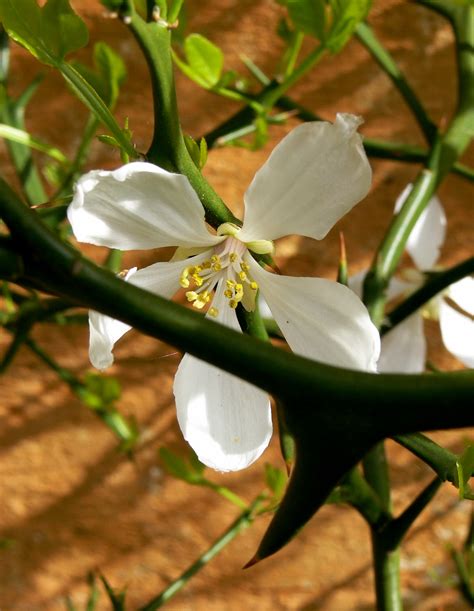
left=0, top=0, right=89, bottom=67
left=173, top=33, right=224, bottom=89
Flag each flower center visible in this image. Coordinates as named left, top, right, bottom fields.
left=179, top=236, right=258, bottom=317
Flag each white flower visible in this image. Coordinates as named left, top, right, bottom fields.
left=351, top=184, right=473, bottom=373
left=68, top=113, right=380, bottom=472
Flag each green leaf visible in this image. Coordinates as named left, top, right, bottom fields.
left=183, top=134, right=201, bottom=168
left=281, top=0, right=326, bottom=40
left=0, top=0, right=89, bottom=67
left=188, top=449, right=206, bottom=476
left=456, top=444, right=474, bottom=498
left=173, top=33, right=224, bottom=89
left=279, top=0, right=372, bottom=53
left=276, top=16, right=296, bottom=44
left=99, top=574, right=126, bottom=611
left=326, top=0, right=372, bottom=53
left=264, top=463, right=287, bottom=501
left=80, top=372, right=121, bottom=409
left=168, top=0, right=185, bottom=23
left=160, top=447, right=198, bottom=483
left=199, top=137, right=208, bottom=168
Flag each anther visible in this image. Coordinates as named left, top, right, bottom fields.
left=186, top=291, right=198, bottom=302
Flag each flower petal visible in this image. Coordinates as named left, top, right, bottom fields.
left=68, top=161, right=223, bottom=250
left=89, top=250, right=214, bottom=370
left=394, top=184, right=446, bottom=270
left=89, top=311, right=132, bottom=370
left=239, top=114, right=372, bottom=242
left=248, top=257, right=380, bottom=371
left=173, top=282, right=272, bottom=472
left=439, top=277, right=474, bottom=368
left=378, top=314, right=426, bottom=373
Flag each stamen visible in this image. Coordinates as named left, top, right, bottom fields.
left=209, top=307, right=219, bottom=317
left=238, top=271, right=247, bottom=281
left=186, top=291, right=198, bottom=302
left=250, top=281, right=258, bottom=290
left=230, top=252, right=238, bottom=263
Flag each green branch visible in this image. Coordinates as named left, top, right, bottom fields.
left=381, top=257, right=474, bottom=335
left=125, top=5, right=237, bottom=229
left=356, top=21, right=436, bottom=142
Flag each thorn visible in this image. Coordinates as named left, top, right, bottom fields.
left=337, top=231, right=348, bottom=286
left=242, top=552, right=262, bottom=569
left=339, top=231, right=346, bottom=264
left=285, top=459, right=292, bottom=477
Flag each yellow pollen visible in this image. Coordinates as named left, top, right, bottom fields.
left=229, top=299, right=238, bottom=309
left=180, top=277, right=190, bottom=288
left=212, top=262, right=222, bottom=271
left=202, top=260, right=211, bottom=269
left=211, top=255, right=220, bottom=263
left=226, top=279, right=235, bottom=288
left=209, top=307, right=219, bottom=317
left=238, top=271, right=247, bottom=281
left=224, top=289, right=233, bottom=298
left=229, top=253, right=238, bottom=263
left=186, top=291, right=198, bottom=302
left=192, top=274, right=204, bottom=287
left=240, top=262, right=249, bottom=272
left=250, top=281, right=258, bottom=290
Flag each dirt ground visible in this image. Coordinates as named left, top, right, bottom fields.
left=0, top=0, right=473, bottom=609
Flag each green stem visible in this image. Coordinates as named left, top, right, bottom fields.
left=363, top=441, right=400, bottom=610
left=259, top=44, right=326, bottom=109
left=382, top=477, right=442, bottom=550
left=281, top=31, right=304, bottom=79
left=356, top=22, right=436, bottom=142
left=344, top=468, right=388, bottom=528
left=202, top=481, right=248, bottom=510
left=371, top=539, right=402, bottom=611
left=126, top=8, right=237, bottom=228
left=0, top=124, right=69, bottom=164
left=138, top=497, right=263, bottom=610
left=363, top=3, right=474, bottom=327
left=393, top=433, right=458, bottom=483
left=59, top=61, right=138, bottom=160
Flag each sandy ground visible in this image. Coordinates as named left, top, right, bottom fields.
left=0, top=1, right=473, bottom=609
